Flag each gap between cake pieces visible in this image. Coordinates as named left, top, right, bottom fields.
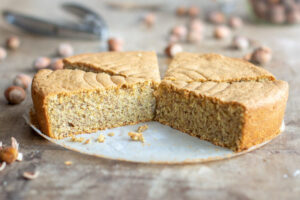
left=30, top=51, right=289, bottom=152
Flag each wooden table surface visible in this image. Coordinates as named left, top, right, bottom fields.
left=0, top=0, right=299, bottom=199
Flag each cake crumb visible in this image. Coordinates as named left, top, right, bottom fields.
left=84, top=139, right=91, bottom=144
left=70, top=136, right=84, bottom=143
left=64, top=161, right=73, bottom=166
left=137, top=124, right=148, bottom=133
left=108, top=132, right=115, bottom=137
left=97, top=134, right=105, bottom=143
left=128, top=132, right=145, bottom=143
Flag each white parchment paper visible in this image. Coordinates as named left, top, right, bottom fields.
left=24, top=113, right=284, bottom=164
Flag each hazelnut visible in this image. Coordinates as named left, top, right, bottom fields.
left=253, top=1, right=268, bottom=19
left=287, top=9, right=300, bottom=24
left=188, top=6, right=199, bottom=17
left=0, top=147, right=18, bottom=164
left=282, top=0, right=296, bottom=9
left=108, top=38, right=123, bottom=51
left=143, top=13, right=156, bottom=27
left=189, top=19, right=204, bottom=33
left=269, top=5, right=286, bottom=24
left=214, top=25, right=231, bottom=39
left=176, top=6, right=187, bottom=16
left=187, top=31, right=203, bottom=43
left=0, top=47, right=7, bottom=61
left=13, top=74, right=32, bottom=89
left=251, top=46, right=272, bottom=65
left=229, top=16, right=243, bottom=29
left=232, top=36, right=249, bottom=50
left=208, top=11, right=225, bottom=24
left=4, top=86, right=26, bottom=105
left=6, top=36, right=20, bottom=50
left=50, top=58, right=64, bottom=70
left=165, top=43, right=183, bottom=58
left=58, top=43, right=74, bottom=57
left=171, top=25, right=187, bottom=40
left=33, top=57, right=51, bottom=70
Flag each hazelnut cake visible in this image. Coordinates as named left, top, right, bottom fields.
left=155, top=53, right=288, bottom=152
left=31, top=51, right=289, bottom=152
left=31, top=51, right=160, bottom=139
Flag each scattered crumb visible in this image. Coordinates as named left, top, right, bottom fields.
left=97, top=134, right=105, bottom=143
left=84, top=139, right=91, bottom=144
left=215, top=148, right=220, bottom=152
left=108, top=132, right=115, bottom=137
left=70, top=136, right=85, bottom=143
left=64, top=161, right=73, bottom=166
left=23, top=171, right=39, bottom=180
left=293, top=170, right=300, bottom=177
left=128, top=132, right=145, bottom=143
left=137, top=124, right=148, bottom=133
left=283, top=174, right=288, bottom=178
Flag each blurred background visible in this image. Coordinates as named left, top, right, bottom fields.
left=1, top=0, right=299, bottom=79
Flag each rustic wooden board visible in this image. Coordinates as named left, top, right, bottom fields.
left=0, top=0, right=299, bottom=199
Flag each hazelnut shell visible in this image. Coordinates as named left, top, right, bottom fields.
left=0, top=147, right=18, bottom=164
left=13, top=74, right=32, bottom=89
left=4, top=86, right=26, bottom=105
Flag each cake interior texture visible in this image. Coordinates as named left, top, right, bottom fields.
left=155, top=84, right=244, bottom=151
left=46, top=82, right=156, bottom=139
left=31, top=52, right=288, bottom=152
left=155, top=79, right=288, bottom=152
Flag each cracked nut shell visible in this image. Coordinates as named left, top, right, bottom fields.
left=0, top=147, right=18, bottom=164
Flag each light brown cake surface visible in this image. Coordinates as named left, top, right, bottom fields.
left=32, top=69, right=153, bottom=96
left=32, top=51, right=288, bottom=152
left=164, top=53, right=275, bottom=82
left=161, top=79, right=288, bottom=109
left=155, top=53, right=289, bottom=152
left=63, top=51, right=160, bottom=83
left=32, top=51, right=160, bottom=139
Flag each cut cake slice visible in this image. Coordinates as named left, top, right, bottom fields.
left=32, top=51, right=160, bottom=139
left=63, top=51, right=160, bottom=83
left=155, top=53, right=289, bottom=152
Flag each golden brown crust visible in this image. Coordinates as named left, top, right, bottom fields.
left=240, top=85, right=288, bottom=151
left=161, top=80, right=288, bottom=109
left=157, top=53, right=289, bottom=152
left=164, top=53, right=275, bottom=82
left=32, top=69, right=155, bottom=97
left=31, top=68, right=158, bottom=138
left=32, top=51, right=288, bottom=153
left=63, top=51, right=161, bottom=83
left=157, top=80, right=289, bottom=151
